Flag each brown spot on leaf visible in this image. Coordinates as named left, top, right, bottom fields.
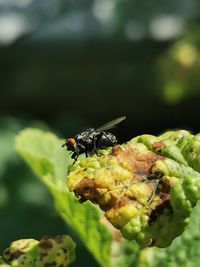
left=117, top=196, right=131, bottom=208
left=148, top=170, right=164, bottom=180
left=4, top=249, right=25, bottom=261
left=99, top=190, right=132, bottom=211
left=149, top=193, right=171, bottom=223
left=62, top=248, right=67, bottom=254
left=39, top=240, right=53, bottom=250
left=152, top=140, right=166, bottom=151
left=112, top=144, right=163, bottom=181
left=74, top=178, right=102, bottom=204
left=162, top=178, right=177, bottom=192
left=52, top=235, right=64, bottom=244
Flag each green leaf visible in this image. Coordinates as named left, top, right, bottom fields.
left=15, top=128, right=112, bottom=267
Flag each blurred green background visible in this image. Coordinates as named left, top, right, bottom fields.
left=0, top=0, right=200, bottom=266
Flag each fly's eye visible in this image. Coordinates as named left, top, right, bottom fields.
left=68, top=138, right=76, bottom=147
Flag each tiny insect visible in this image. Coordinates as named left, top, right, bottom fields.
left=62, top=116, right=126, bottom=163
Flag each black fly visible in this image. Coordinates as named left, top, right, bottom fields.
left=62, top=116, right=126, bottom=163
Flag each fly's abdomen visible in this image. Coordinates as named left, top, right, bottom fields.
left=98, top=132, right=117, bottom=148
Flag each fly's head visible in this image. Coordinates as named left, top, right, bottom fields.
left=62, top=138, right=76, bottom=152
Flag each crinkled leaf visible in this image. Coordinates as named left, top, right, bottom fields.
left=67, top=130, right=200, bottom=247
left=15, top=129, right=113, bottom=267
left=134, top=201, right=200, bottom=267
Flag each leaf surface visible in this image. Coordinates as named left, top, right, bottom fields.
left=15, top=129, right=113, bottom=267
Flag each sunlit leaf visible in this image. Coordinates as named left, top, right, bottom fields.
left=15, top=128, right=112, bottom=267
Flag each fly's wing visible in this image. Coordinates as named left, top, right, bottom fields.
left=95, top=116, right=126, bottom=132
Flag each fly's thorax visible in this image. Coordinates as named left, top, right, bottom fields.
left=75, top=128, right=94, bottom=141
left=75, top=128, right=95, bottom=153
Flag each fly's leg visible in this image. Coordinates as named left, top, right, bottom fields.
left=72, top=151, right=79, bottom=165
left=62, top=142, right=66, bottom=148
left=72, top=156, right=77, bottom=165
left=93, top=135, right=101, bottom=156
left=72, top=156, right=78, bottom=165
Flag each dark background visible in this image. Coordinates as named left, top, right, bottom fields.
left=0, top=0, right=200, bottom=265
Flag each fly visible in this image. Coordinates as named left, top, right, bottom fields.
left=62, top=116, right=126, bottom=163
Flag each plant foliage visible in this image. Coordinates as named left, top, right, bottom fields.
left=15, top=128, right=200, bottom=267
